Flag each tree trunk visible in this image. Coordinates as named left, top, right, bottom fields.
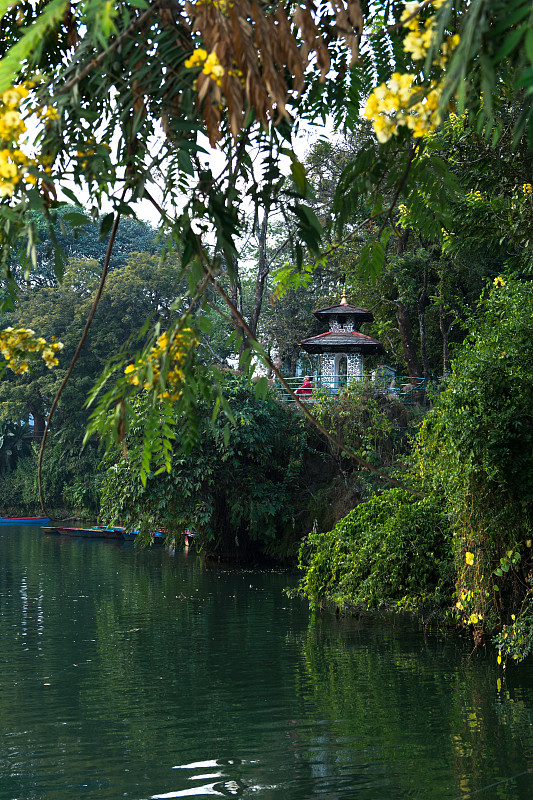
left=439, top=303, right=452, bottom=378
left=248, top=210, right=269, bottom=338
left=229, top=254, right=247, bottom=356
left=418, top=265, right=431, bottom=384
left=396, top=302, right=421, bottom=378
left=30, top=407, right=46, bottom=440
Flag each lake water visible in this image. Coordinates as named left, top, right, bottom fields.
left=1, top=525, right=533, bottom=800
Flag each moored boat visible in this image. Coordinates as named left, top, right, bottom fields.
left=44, top=525, right=123, bottom=538
left=1, top=516, right=50, bottom=525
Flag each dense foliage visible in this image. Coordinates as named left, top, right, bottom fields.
left=2, top=1, right=533, bottom=663
left=0, top=249, right=186, bottom=515
left=0, top=0, right=531, bottom=486
left=298, top=489, right=453, bottom=611
left=312, top=381, right=416, bottom=480
left=100, top=374, right=309, bottom=560
left=417, top=277, right=533, bottom=655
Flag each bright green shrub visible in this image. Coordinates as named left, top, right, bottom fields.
left=298, top=489, right=453, bottom=610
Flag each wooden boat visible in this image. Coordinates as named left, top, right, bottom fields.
left=44, top=525, right=123, bottom=539
left=0, top=516, right=50, bottom=525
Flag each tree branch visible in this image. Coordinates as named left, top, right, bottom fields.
left=38, top=199, right=125, bottom=514
left=56, top=1, right=164, bottom=96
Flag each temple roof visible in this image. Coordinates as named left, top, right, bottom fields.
left=300, top=330, right=385, bottom=355
left=312, top=303, right=374, bottom=324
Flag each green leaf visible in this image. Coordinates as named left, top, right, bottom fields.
left=62, top=211, right=90, bottom=227
left=492, top=1, right=531, bottom=35
left=0, top=0, right=69, bottom=92
left=254, top=376, right=269, bottom=400
left=514, top=66, right=533, bottom=89
left=60, top=188, right=83, bottom=206
left=290, top=160, right=307, bottom=194
left=359, top=241, right=385, bottom=281
left=494, top=24, right=526, bottom=61
left=99, top=213, right=115, bottom=240
left=526, top=28, right=533, bottom=63
left=54, top=246, right=65, bottom=284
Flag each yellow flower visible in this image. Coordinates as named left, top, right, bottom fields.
left=2, top=89, right=21, bottom=108
left=0, top=158, right=18, bottom=180
left=493, top=276, right=506, bottom=287
left=0, top=327, right=63, bottom=372
left=465, top=551, right=474, bottom=565
left=0, top=180, right=15, bottom=197
left=184, top=48, right=207, bottom=69
left=400, top=2, right=420, bottom=26
left=202, top=51, right=224, bottom=86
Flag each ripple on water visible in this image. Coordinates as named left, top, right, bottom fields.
left=152, top=759, right=269, bottom=798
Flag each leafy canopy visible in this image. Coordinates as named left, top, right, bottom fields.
left=1, top=0, right=533, bottom=492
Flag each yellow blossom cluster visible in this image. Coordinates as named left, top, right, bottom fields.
left=184, top=48, right=225, bottom=86
left=494, top=276, right=506, bottom=288
left=465, top=189, right=485, bottom=204
left=522, top=183, right=532, bottom=194
left=402, top=0, right=460, bottom=65
left=363, top=1, right=460, bottom=143
left=124, top=328, right=198, bottom=403
left=363, top=73, right=444, bottom=142
left=35, top=105, right=60, bottom=122
left=0, top=327, right=63, bottom=374
left=192, top=0, right=233, bottom=14
left=0, top=84, right=47, bottom=197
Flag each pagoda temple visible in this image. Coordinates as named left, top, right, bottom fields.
left=299, top=294, right=385, bottom=391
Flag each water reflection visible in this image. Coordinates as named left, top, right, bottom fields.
left=1, top=526, right=533, bottom=799
left=295, top=617, right=533, bottom=799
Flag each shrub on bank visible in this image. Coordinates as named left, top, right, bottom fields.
left=298, top=488, right=453, bottom=611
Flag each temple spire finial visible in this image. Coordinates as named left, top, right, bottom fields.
left=340, top=290, right=348, bottom=306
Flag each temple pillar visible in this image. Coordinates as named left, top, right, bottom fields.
left=320, top=353, right=336, bottom=390
left=347, top=353, right=363, bottom=381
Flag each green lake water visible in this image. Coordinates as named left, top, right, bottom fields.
left=1, top=525, right=533, bottom=799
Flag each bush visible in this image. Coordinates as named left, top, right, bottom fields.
left=298, top=488, right=453, bottom=611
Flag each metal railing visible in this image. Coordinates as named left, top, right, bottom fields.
left=274, top=375, right=430, bottom=404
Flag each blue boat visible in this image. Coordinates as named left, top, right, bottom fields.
left=1, top=516, right=50, bottom=525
